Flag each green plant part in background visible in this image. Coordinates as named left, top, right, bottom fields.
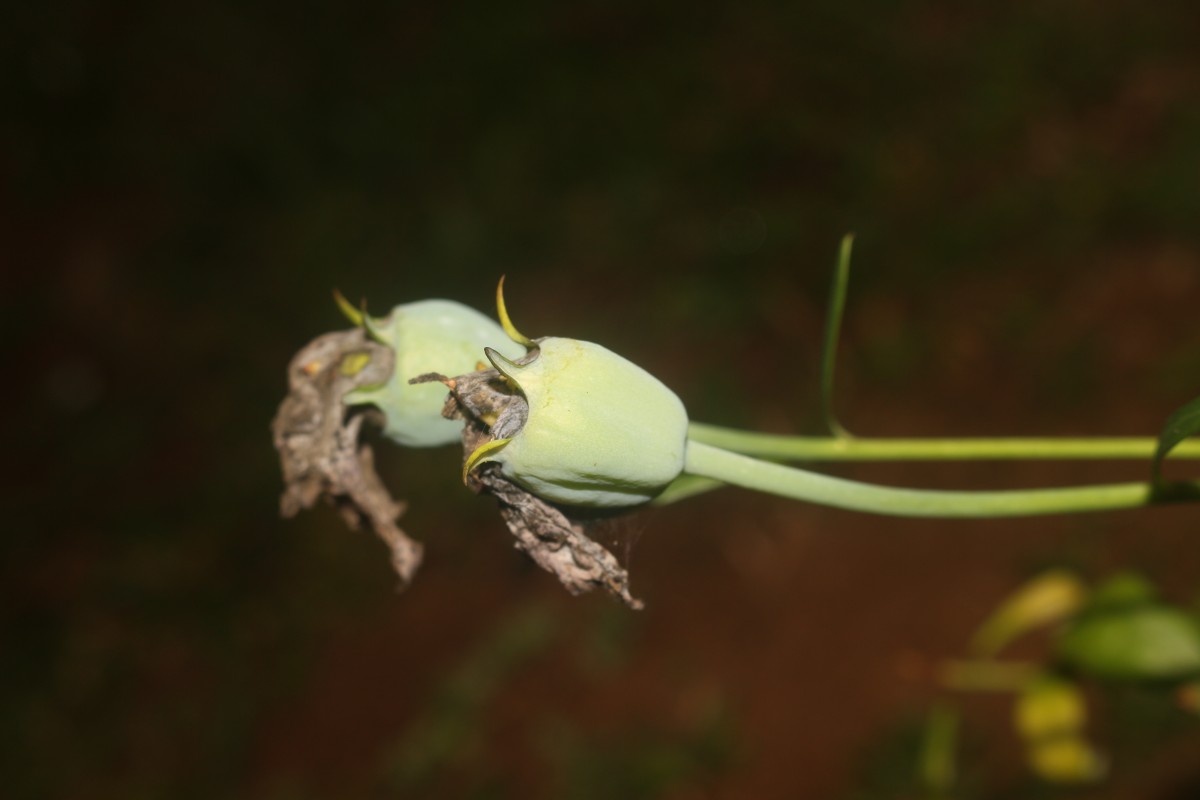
left=1014, top=676, right=1107, bottom=784
left=464, top=283, right=690, bottom=508
left=1058, top=604, right=1200, bottom=681
left=970, top=570, right=1087, bottom=658
left=922, top=570, right=1200, bottom=791
left=339, top=296, right=525, bottom=447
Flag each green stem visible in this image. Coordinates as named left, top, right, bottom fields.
left=682, top=440, right=1200, bottom=517
left=688, top=422, right=1200, bottom=462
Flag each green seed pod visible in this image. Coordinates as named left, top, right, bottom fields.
left=466, top=336, right=690, bottom=508
left=344, top=299, right=524, bottom=447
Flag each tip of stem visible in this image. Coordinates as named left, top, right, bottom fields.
left=332, top=289, right=364, bottom=327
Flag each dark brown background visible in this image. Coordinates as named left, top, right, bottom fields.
left=7, top=1, right=1200, bottom=797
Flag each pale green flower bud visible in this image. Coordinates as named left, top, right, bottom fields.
left=343, top=298, right=524, bottom=447
left=467, top=334, right=690, bottom=509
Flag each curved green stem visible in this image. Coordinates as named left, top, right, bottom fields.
left=681, top=440, right=1200, bottom=517
left=688, top=422, right=1200, bottom=462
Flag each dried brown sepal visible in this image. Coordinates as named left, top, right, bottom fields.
left=415, top=367, right=643, bottom=609
left=271, top=328, right=423, bottom=584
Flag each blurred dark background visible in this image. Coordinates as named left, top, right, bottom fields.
left=6, top=1, right=1200, bottom=797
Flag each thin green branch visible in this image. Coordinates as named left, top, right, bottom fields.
left=940, top=660, right=1040, bottom=692
left=688, top=422, right=1200, bottom=462
left=681, top=440, right=1200, bottom=517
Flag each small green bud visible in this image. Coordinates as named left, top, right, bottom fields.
left=1014, top=677, right=1086, bottom=741
left=467, top=336, right=690, bottom=508
left=344, top=299, right=524, bottom=447
left=1027, top=735, right=1106, bottom=784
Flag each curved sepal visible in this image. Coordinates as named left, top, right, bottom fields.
left=496, top=276, right=537, bottom=348
left=484, top=346, right=526, bottom=377
left=463, top=437, right=513, bottom=483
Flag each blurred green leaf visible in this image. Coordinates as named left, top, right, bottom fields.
left=1087, top=571, right=1157, bottom=611
left=380, top=605, right=560, bottom=793
left=819, top=234, right=854, bottom=438
left=970, top=570, right=1087, bottom=658
left=1059, top=606, right=1200, bottom=680
left=543, top=705, right=737, bottom=800
left=1152, top=394, right=1200, bottom=482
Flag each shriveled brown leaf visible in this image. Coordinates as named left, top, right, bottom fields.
left=271, top=328, right=422, bottom=584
